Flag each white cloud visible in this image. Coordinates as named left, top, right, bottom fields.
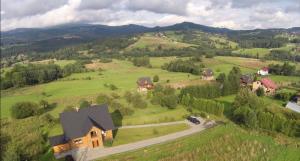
left=1, top=0, right=299, bottom=31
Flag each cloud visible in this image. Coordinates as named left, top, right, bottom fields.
left=1, top=0, right=300, bottom=31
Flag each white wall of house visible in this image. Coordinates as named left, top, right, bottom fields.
left=257, top=70, right=268, bottom=76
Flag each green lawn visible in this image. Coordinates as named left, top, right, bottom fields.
left=112, top=124, right=189, bottom=146
left=101, top=123, right=300, bottom=161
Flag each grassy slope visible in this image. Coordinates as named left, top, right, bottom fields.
left=2, top=56, right=299, bottom=119
left=1, top=59, right=197, bottom=119
left=232, top=48, right=270, bottom=57
left=126, top=33, right=193, bottom=51
left=101, top=123, right=300, bottom=161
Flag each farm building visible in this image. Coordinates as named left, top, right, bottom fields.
left=137, top=77, right=154, bottom=92
left=252, top=78, right=277, bottom=95
left=240, top=74, right=253, bottom=87
left=49, top=104, right=115, bottom=155
left=257, top=67, right=269, bottom=76
left=202, top=69, right=214, bottom=80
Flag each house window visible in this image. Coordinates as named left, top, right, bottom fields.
left=90, top=131, right=97, bottom=138
left=74, top=139, right=82, bottom=144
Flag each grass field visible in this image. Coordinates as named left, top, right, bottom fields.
left=112, top=124, right=189, bottom=146
left=2, top=56, right=299, bottom=119
left=1, top=59, right=197, bottom=119
left=101, top=123, right=300, bottom=161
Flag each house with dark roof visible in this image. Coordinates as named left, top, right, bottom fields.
left=252, top=78, right=277, bottom=95
left=240, top=74, right=253, bottom=86
left=49, top=104, right=115, bottom=154
left=137, top=77, right=154, bottom=92
left=202, top=68, right=214, bottom=80
left=286, top=93, right=300, bottom=113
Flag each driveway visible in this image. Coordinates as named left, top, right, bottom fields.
left=56, top=118, right=216, bottom=161
left=85, top=118, right=215, bottom=161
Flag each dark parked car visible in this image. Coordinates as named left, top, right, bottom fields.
left=187, top=116, right=200, bottom=124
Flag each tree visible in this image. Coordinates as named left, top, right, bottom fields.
left=124, top=91, right=133, bottom=104
left=153, top=75, right=159, bottom=82
left=216, top=73, right=226, bottom=84
left=10, top=102, right=39, bottom=119
left=96, top=94, right=111, bottom=105
left=256, top=87, right=265, bottom=97
left=79, top=99, right=90, bottom=109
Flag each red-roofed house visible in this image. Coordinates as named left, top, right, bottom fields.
left=252, top=78, right=277, bottom=95
left=257, top=67, right=269, bottom=76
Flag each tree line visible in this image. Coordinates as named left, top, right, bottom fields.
left=268, top=62, right=300, bottom=76
left=232, top=88, right=300, bottom=137
left=1, top=61, right=88, bottom=89
left=161, top=59, right=204, bottom=75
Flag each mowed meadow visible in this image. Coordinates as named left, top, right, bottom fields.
left=1, top=56, right=300, bottom=121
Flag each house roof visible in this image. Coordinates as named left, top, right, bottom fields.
left=260, top=78, right=277, bottom=89
left=240, top=74, right=253, bottom=84
left=203, top=68, right=213, bottom=77
left=49, top=135, right=67, bottom=146
left=60, top=104, right=115, bottom=140
left=286, top=102, right=300, bottom=113
left=137, top=77, right=153, bottom=86
left=261, top=67, right=269, bottom=71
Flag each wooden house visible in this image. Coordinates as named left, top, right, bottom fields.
left=49, top=104, right=115, bottom=154
left=252, top=78, right=277, bottom=95
left=240, top=74, right=253, bottom=87
left=202, top=69, right=214, bottom=80
left=137, top=77, right=154, bottom=92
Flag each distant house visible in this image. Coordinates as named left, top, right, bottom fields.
left=202, top=69, right=214, bottom=80
left=137, top=77, right=154, bottom=92
left=252, top=78, right=277, bottom=95
left=49, top=105, right=115, bottom=155
left=240, top=74, right=253, bottom=86
left=257, top=67, right=269, bottom=76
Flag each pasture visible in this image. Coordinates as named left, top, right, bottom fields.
left=1, top=56, right=299, bottom=119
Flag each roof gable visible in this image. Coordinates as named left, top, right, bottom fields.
left=260, top=78, right=277, bottom=89
left=60, top=104, right=115, bottom=140
left=137, top=77, right=153, bottom=85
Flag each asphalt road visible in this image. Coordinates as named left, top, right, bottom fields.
left=85, top=119, right=215, bottom=161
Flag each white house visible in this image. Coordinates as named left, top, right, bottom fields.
left=257, top=67, right=269, bottom=76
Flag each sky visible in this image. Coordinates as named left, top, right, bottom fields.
left=1, top=0, right=300, bottom=31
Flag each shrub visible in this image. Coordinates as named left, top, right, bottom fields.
left=191, top=98, right=224, bottom=116
left=111, top=92, right=120, bottom=99
left=79, top=99, right=91, bottom=109
left=256, top=87, right=265, bottom=97
left=10, top=102, right=39, bottom=119
left=96, top=94, right=111, bottom=105
left=39, top=100, right=49, bottom=109
left=119, top=107, right=134, bottom=116
left=110, top=84, right=118, bottom=90
left=111, top=100, right=123, bottom=110
left=153, top=75, right=159, bottom=82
